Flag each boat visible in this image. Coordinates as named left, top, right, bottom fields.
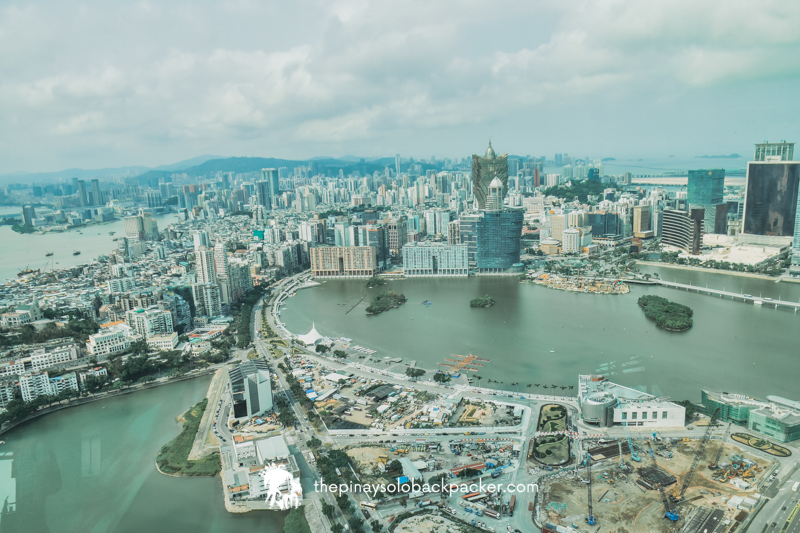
left=550, top=350, right=555, bottom=353
left=17, top=268, right=40, bottom=278
left=45, top=252, right=53, bottom=257
left=73, top=251, right=81, bottom=256
left=109, top=231, right=115, bottom=235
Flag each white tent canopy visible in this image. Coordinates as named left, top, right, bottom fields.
left=297, top=323, right=323, bottom=346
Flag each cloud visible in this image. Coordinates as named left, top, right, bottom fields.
left=1, top=0, right=799, bottom=171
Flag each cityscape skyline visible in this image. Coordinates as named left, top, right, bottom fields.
left=2, top=1, right=800, bottom=173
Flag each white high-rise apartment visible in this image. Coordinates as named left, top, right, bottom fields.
left=195, top=246, right=217, bottom=285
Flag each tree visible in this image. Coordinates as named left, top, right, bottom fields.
left=333, top=350, right=347, bottom=360
left=370, top=519, right=383, bottom=533
left=316, top=344, right=330, bottom=354
left=433, top=373, right=450, bottom=383
left=331, top=524, right=344, bottom=533
left=307, top=437, right=322, bottom=449
left=386, top=459, right=403, bottom=474
left=322, top=501, right=336, bottom=520
left=405, top=367, right=425, bottom=379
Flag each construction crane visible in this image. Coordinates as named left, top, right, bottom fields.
left=673, top=407, right=721, bottom=504
left=617, top=441, right=625, bottom=468
left=647, top=441, right=656, bottom=462
left=709, top=422, right=732, bottom=469
left=624, top=423, right=641, bottom=462
left=658, top=486, right=680, bottom=522
left=585, top=452, right=596, bottom=525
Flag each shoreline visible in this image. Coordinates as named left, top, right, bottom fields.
left=0, top=368, right=216, bottom=437
left=635, top=260, right=780, bottom=281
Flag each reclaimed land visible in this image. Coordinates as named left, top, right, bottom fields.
left=156, top=398, right=221, bottom=476
left=637, top=294, right=693, bottom=332
left=365, top=289, right=407, bottom=315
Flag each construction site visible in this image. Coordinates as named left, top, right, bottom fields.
left=538, top=421, right=776, bottom=533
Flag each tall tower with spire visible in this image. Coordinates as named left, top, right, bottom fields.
left=471, top=139, right=509, bottom=209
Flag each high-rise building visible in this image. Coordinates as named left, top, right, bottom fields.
left=123, top=216, right=145, bottom=241
left=633, top=205, right=652, bottom=237
left=77, top=180, right=88, bottom=207
left=459, top=209, right=524, bottom=273
left=562, top=228, right=581, bottom=254
left=259, top=168, right=280, bottom=208
left=662, top=208, right=704, bottom=254
left=688, top=169, right=726, bottom=234
left=91, top=179, right=102, bottom=206
left=310, top=246, right=377, bottom=277
left=472, top=140, right=508, bottom=209
left=387, top=219, right=408, bottom=256
left=754, top=140, right=794, bottom=162
left=447, top=219, right=461, bottom=244
left=193, top=230, right=210, bottom=250
left=688, top=169, right=724, bottom=205
left=550, top=215, right=566, bottom=242
left=192, top=283, right=223, bottom=318
left=214, top=242, right=231, bottom=304
left=402, top=242, right=469, bottom=276
left=485, top=177, right=504, bottom=210
left=195, top=246, right=218, bottom=285
left=791, top=189, right=800, bottom=276
left=125, top=307, right=174, bottom=339
left=357, top=225, right=390, bottom=270
left=742, top=161, right=800, bottom=236
left=21, top=205, right=36, bottom=227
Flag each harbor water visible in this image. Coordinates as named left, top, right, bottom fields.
left=279, top=274, right=800, bottom=402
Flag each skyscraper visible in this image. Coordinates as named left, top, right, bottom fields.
left=193, top=230, right=210, bottom=250
left=688, top=169, right=726, bottom=234
left=259, top=168, right=279, bottom=208
left=21, top=205, right=36, bottom=227
left=77, top=180, right=88, bottom=207
left=791, top=189, right=800, bottom=276
left=662, top=208, right=704, bottom=254
left=743, top=161, right=800, bottom=236
left=472, top=140, right=508, bottom=209
left=195, top=246, right=218, bottom=285
left=91, top=179, right=102, bottom=206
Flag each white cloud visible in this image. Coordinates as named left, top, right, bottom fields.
left=1, top=0, right=799, bottom=171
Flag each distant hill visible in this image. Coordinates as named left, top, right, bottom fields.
left=0, top=154, right=223, bottom=185
left=696, top=154, right=741, bottom=159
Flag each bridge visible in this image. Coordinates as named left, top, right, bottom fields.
left=641, top=279, right=800, bottom=311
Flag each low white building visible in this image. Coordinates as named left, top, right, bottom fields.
left=0, top=298, right=44, bottom=327
left=147, top=332, right=179, bottom=351
left=86, top=325, right=133, bottom=357
left=579, top=374, right=685, bottom=428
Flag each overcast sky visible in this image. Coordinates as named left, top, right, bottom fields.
left=2, top=0, right=800, bottom=173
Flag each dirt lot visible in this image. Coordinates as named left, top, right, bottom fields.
left=394, top=513, right=477, bottom=533
left=347, top=446, right=392, bottom=473
left=539, top=439, right=774, bottom=533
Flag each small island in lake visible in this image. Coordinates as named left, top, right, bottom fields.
left=470, top=295, right=495, bottom=308
left=366, top=290, right=407, bottom=315
left=637, top=295, right=693, bottom=332
left=365, top=274, right=387, bottom=289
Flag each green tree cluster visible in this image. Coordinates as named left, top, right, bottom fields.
left=365, top=290, right=407, bottom=315
left=637, top=295, right=693, bottom=331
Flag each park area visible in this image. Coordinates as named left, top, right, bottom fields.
left=530, top=404, right=570, bottom=466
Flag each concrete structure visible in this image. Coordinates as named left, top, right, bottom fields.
left=459, top=208, right=524, bottom=273
left=578, top=374, right=685, bottom=428
left=402, top=242, right=469, bottom=276
left=310, top=246, right=377, bottom=277
left=632, top=205, right=653, bottom=238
